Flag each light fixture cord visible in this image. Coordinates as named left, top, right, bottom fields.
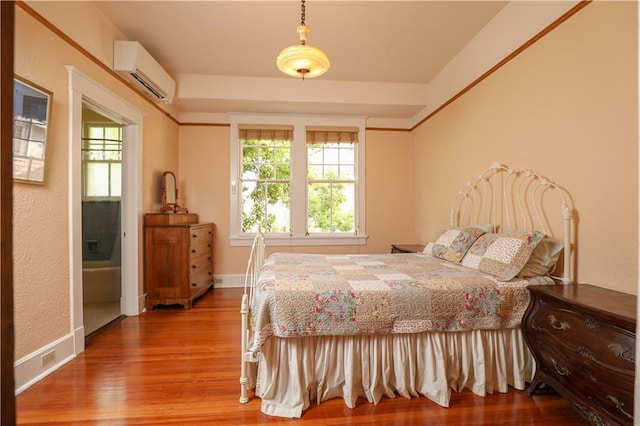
left=300, top=0, right=306, bottom=26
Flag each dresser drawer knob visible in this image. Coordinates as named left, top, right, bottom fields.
left=192, top=265, right=197, bottom=269
left=547, top=315, right=569, bottom=330
left=608, top=343, right=635, bottom=363
left=192, top=234, right=198, bottom=238
left=551, top=357, right=571, bottom=376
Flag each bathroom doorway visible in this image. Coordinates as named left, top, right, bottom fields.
left=81, top=108, right=123, bottom=337
left=68, top=66, right=143, bottom=355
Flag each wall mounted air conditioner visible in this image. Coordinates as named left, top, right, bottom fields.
left=113, top=40, right=176, bottom=104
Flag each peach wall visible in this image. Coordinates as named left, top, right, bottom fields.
left=412, top=2, right=638, bottom=294
left=14, top=6, right=179, bottom=359
left=178, top=126, right=414, bottom=276
left=178, top=125, right=234, bottom=275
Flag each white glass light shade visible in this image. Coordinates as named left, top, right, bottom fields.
left=277, top=45, right=330, bottom=78
left=276, top=25, right=330, bottom=79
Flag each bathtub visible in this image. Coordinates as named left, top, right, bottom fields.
left=82, top=260, right=121, bottom=303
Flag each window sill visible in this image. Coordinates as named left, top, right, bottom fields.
left=229, top=234, right=369, bottom=247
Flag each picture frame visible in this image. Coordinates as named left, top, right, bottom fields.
left=13, top=76, right=52, bottom=184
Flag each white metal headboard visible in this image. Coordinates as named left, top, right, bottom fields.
left=450, top=162, right=574, bottom=284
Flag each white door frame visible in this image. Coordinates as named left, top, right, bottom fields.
left=67, top=66, right=144, bottom=354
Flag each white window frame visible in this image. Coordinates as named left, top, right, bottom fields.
left=229, top=113, right=367, bottom=246
left=82, top=122, right=122, bottom=200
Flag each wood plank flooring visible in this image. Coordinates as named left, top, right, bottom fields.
left=16, top=288, right=586, bottom=425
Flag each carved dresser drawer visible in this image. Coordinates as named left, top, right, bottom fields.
left=523, top=284, right=636, bottom=426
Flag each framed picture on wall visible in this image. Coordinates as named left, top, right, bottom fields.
left=13, top=76, right=52, bottom=184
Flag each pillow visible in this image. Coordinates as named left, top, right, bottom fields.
left=423, top=226, right=487, bottom=263
left=470, top=223, right=495, bottom=233
left=461, top=231, right=546, bottom=280
left=517, top=237, right=564, bottom=277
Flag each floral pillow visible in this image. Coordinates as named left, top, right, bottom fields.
left=423, top=227, right=487, bottom=263
left=461, top=231, right=546, bottom=280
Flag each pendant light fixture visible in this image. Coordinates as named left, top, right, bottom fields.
left=276, top=0, right=330, bottom=79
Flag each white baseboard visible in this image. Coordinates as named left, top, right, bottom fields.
left=14, top=333, right=77, bottom=395
left=213, top=274, right=244, bottom=288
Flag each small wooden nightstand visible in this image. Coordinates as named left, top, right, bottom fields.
left=390, top=244, right=425, bottom=253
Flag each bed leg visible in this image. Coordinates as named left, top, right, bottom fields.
left=240, top=293, right=249, bottom=403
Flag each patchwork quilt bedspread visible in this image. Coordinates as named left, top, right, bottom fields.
left=249, top=252, right=553, bottom=352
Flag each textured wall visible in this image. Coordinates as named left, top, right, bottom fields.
left=14, top=5, right=179, bottom=359
left=412, top=1, right=638, bottom=294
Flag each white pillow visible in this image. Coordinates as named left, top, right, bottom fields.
left=517, top=237, right=564, bottom=277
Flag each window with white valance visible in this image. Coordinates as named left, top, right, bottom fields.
left=230, top=115, right=366, bottom=246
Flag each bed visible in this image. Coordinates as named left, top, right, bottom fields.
left=239, top=162, right=574, bottom=418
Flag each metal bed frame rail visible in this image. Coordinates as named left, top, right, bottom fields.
left=239, top=228, right=265, bottom=403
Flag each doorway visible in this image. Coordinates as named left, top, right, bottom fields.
left=68, top=66, right=143, bottom=354
left=81, top=110, right=123, bottom=337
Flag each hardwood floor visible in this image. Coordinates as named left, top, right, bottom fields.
left=16, top=288, right=586, bottom=425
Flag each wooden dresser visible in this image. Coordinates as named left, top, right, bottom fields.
left=523, top=284, right=636, bottom=425
left=144, top=214, right=214, bottom=310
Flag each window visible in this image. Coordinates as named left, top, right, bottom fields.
left=240, top=128, right=292, bottom=234
left=82, top=124, right=122, bottom=198
left=306, top=129, right=358, bottom=234
left=230, top=114, right=366, bottom=246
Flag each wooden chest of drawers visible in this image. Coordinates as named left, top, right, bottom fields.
left=523, top=284, right=636, bottom=425
left=144, top=221, right=215, bottom=310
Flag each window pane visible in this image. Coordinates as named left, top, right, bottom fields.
left=83, top=125, right=122, bottom=198
left=340, top=165, right=355, bottom=180
left=88, top=127, right=104, bottom=139
left=105, top=127, right=121, bottom=140
left=307, top=182, right=354, bottom=233
left=258, top=164, right=274, bottom=180
left=241, top=181, right=290, bottom=233
left=265, top=182, right=290, bottom=232
left=241, top=181, right=261, bottom=233
left=240, top=134, right=291, bottom=234
left=333, top=183, right=355, bottom=233
left=324, top=146, right=340, bottom=164
left=306, top=141, right=357, bottom=234
left=276, top=164, right=290, bottom=180
left=86, top=163, right=109, bottom=197
left=242, top=163, right=258, bottom=180
left=340, top=146, right=355, bottom=164
left=308, top=165, right=323, bottom=179
left=307, top=182, right=330, bottom=232
left=308, top=146, right=323, bottom=164
left=110, top=163, right=122, bottom=197
left=324, top=165, right=339, bottom=179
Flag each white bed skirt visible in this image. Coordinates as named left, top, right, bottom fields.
left=251, top=328, right=534, bottom=418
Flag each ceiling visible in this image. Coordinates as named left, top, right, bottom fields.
left=89, top=1, right=572, bottom=126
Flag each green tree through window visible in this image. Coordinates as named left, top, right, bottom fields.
left=307, top=140, right=356, bottom=233
left=231, top=117, right=365, bottom=246
left=241, top=135, right=291, bottom=233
